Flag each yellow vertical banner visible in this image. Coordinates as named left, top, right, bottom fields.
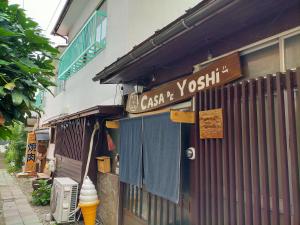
left=24, top=132, right=37, bottom=172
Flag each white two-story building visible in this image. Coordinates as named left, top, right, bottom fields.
left=41, top=1, right=202, bottom=225
left=42, top=0, right=300, bottom=225
left=41, top=0, right=201, bottom=123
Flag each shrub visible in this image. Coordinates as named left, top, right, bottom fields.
left=4, top=122, right=26, bottom=172
left=32, top=179, right=52, bottom=206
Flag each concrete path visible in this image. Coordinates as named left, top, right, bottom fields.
left=0, top=154, right=5, bottom=169
left=0, top=170, right=42, bottom=225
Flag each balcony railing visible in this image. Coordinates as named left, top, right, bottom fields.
left=58, top=10, right=107, bottom=80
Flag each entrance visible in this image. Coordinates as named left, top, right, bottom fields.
left=121, top=123, right=193, bottom=225
left=120, top=69, right=300, bottom=225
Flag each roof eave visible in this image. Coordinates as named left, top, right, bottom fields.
left=92, top=0, right=230, bottom=83
left=43, top=105, right=124, bottom=126
left=51, top=0, right=73, bottom=35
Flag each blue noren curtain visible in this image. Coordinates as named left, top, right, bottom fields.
left=119, top=117, right=143, bottom=187
left=143, top=113, right=181, bottom=203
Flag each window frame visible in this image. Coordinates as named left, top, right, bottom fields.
left=280, top=31, right=300, bottom=71
left=198, top=26, right=300, bottom=74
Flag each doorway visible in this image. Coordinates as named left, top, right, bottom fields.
left=121, top=123, right=192, bottom=225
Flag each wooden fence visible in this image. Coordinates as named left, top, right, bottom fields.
left=193, top=70, right=300, bottom=225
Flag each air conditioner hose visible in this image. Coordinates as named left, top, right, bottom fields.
left=69, top=121, right=100, bottom=218
left=83, top=121, right=100, bottom=180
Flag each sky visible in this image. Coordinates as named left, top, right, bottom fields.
left=9, top=0, right=67, bottom=46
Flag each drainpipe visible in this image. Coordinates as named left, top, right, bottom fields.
left=54, top=33, right=68, bottom=45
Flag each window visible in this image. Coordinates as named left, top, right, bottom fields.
left=241, top=44, right=280, bottom=78
left=58, top=10, right=107, bottom=80
left=284, top=33, right=300, bottom=70
left=199, top=28, right=300, bottom=78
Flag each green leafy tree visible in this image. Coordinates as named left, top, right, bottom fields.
left=4, top=121, right=26, bottom=173
left=0, top=1, right=58, bottom=139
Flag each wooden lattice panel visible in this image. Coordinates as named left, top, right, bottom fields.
left=55, top=118, right=85, bottom=161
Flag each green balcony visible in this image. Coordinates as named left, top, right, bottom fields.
left=58, top=10, right=107, bottom=80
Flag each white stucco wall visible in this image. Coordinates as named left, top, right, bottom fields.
left=127, top=0, right=200, bottom=48
left=42, top=0, right=200, bottom=123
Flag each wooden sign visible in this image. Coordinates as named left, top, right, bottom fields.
left=24, top=132, right=37, bottom=172
left=106, top=120, right=120, bottom=129
left=199, top=108, right=223, bottom=139
left=126, top=53, right=241, bottom=113
left=170, top=110, right=195, bottom=124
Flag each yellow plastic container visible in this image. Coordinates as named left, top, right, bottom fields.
left=96, top=156, right=111, bottom=173
left=79, top=200, right=100, bottom=225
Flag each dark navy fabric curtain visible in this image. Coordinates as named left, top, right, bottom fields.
left=119, top=117, right=143, bottom=187
left=143, top=113, right=181, bottom=203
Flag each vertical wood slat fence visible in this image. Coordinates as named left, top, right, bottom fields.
left=196, top=69, right=300, bottom=225
left=123, top=184, right=183, bottom=225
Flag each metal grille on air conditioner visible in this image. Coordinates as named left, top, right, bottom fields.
left=69, top=185, right=78, bottom=221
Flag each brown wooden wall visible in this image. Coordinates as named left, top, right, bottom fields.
left=191, top=69, right=300, bottom=225
left=55, top=154, right=82, bottom=182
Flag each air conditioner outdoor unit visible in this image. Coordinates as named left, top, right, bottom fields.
left=51, top=177, right=78, bottom=224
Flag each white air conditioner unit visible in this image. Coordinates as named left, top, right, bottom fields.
left=51, top=177, right=78, bottom=224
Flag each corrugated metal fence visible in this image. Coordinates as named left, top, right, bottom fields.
left=195, top=70, right=300, bottom=225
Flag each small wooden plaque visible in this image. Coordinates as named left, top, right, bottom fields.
left=199, top=108, right=223, bottom=139
left=106, top=120, right=120, bottom=129
left=170, top=110, right=195, bottom=124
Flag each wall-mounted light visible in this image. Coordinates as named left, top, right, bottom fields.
left=151, top=74, right=156, bottom=82
left=207, top=50, right=213, bottom=60
left=186, top=147, right=195, bottom=160
left=134, top=84, right=144, bottom=94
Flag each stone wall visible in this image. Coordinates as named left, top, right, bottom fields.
left=96, top=172, right=119, bottom=225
